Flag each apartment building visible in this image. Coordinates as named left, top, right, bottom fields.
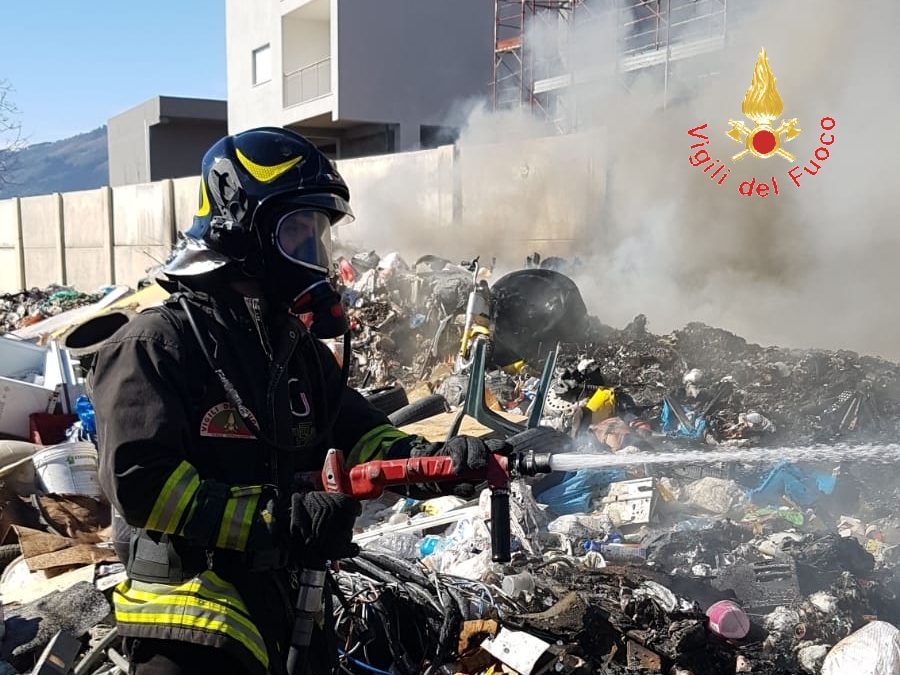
left=225, top=0, right=495, bottom=159
left=107, top=96, right=228, bottom=187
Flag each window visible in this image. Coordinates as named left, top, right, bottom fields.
left=252, top=44, right=271, bottom=85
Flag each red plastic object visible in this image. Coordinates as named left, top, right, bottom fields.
left=338, top=258, right=357, bottom=284
left=29, top=413, right=79, bottom=446
left=706, top=600, right=750, bottom=639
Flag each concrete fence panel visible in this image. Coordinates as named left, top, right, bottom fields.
left=458, top=131, right=604, bottom=265
left=0, top=138, right=603, bottom=294
left=20, top=193, right=64, bottom=289
left=334, top=145, right=455, bottom=260
left=62, top=187, right=114, bottom=291
left=172, top=176, right=201, bottom=236
left=112, top=180, right=176, bottom=287
left=0, top=199, right=24, bottom=292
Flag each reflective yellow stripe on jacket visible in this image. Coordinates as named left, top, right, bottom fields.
left=144, top=462, right=262, bottom=552
left=114, top=571, right=269, bottom=670
left=346, top=423, right=408, bottom=466
left=144, top=461, right=200, bottom=534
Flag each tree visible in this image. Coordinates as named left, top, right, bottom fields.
left=0, top=80, right=24, bottom=185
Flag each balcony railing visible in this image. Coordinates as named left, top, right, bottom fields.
left=283, top=58, right=331, bottom=108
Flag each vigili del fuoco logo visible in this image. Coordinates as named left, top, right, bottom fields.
left=687, top=47, right=835, bottom=197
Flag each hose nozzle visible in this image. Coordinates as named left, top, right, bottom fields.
left=507, top=450, right=553, bottom=478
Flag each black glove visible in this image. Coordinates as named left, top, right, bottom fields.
left=410, top=435, right=512, bottom=475
left=290, top=491, right=361, bottom=566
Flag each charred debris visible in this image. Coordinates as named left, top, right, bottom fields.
left=0, top=252, right=897, bottom=674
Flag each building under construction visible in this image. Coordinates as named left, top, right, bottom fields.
left=491, top=0, right=738, bottom=132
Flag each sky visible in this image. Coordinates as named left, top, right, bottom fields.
left=1, top=0, right=226, bottom=144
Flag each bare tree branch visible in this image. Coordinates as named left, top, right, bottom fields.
left=0, top=80, right=26, bottom=185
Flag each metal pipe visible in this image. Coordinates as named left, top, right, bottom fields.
left=663, top=0, right=671, bottom=112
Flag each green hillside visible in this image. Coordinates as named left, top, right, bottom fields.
left=0, top=126, right=108, bottom=199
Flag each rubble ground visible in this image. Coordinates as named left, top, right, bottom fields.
left=1, top=259, right=899, bottom=674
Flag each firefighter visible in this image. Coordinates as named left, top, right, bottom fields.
left=87, top=127, right=499, bottom=675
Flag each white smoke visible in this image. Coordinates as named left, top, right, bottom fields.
left=340, top=0, right=900, bottom=361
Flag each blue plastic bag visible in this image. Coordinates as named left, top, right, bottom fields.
left=747, top=461, right=836, bottom=507
left=660, top=399, right=707, bottom=440
left=535, top=467, right=626, bottom=515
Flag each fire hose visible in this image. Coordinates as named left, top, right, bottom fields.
left=285, top=447, right=553, bottom=674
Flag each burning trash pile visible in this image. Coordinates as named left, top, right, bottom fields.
left=321, top=247, right=900, bottom=675
left=0, top=252, right=898, bottom=673
left=332, top=247, right=900, bottom=449
left=340, top=433, right=900, bottom=674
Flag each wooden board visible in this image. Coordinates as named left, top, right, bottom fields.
left=399, top=410, right=528, bottom=440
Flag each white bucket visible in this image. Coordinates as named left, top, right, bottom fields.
left=32, top=442, right=102, bottom=497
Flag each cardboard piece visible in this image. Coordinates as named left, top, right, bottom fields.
left=399, top=410, right=527, bottom=441
left=13, top=526, right=118, bottom=572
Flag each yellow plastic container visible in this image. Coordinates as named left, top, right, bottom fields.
left=585, top=387, right=615, bottom=422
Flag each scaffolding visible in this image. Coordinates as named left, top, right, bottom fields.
left=491, top=0, right=730, bottom=132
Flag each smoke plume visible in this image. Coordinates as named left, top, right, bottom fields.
left=340, top=0, right=899, bottom=361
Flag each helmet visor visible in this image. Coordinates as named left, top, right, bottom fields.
left=274, top=209, right=333, bottom=273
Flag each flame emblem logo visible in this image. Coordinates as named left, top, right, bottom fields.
left=726, top=48, right=801, bottom=162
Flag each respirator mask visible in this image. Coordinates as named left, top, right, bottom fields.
left=259, top=206, right=349, bottom=339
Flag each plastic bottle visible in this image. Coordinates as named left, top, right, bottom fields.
left=672, top=517, right=719, bottom=532
left=367, top=532, right=422, bottom=559
left=75, top=395, right=97, bottom=439
left=419, top=535, right=442, bottom=557
left=594, top=542, right=647, bottom=563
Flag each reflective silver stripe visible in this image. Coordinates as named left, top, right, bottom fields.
left=215, top=488, right=261, bottom=550
left=145, top=461, right=200, bottom=533
left=113, top=573, right=268, bottom=668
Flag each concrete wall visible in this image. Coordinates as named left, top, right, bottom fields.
left=20, top=194, right=64, bottom=289
left=172, top=176, right=201, bottom=234
left=457, top=132, right=605, bottom=263
left=336, top=0, right=494, bottom=150
left=335, top=146, right=455, bottom=254
left=62, top=188, right=113, bottom=291
left=0, top=199, right=24, bottom=291
left=108, top=100, right=155, bottom=187
left=0, top=134, right=602, bottom=293
left=148, top=121, right=227, bottom=183
left=112, top=182, right=175, bottom=285
left=282, top=16, right=329, bottom=72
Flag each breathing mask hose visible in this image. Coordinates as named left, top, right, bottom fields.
left=302, top=328, right=351, bottom=449
left=178, top=294, right=350, bottom=450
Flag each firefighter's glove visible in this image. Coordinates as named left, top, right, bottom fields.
left=290, top=491, right=361, bottom=567
left=246, top=494, right=281, bottom=550
left=411, top=435, right=512, bottom=475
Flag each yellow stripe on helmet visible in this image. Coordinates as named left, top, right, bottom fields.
left=196, top=177, right=211, bottom=217
left=235, top=148, right=302, bottom=183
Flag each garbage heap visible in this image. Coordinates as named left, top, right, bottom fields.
left=328, top=248, right=900, bottom=675
left=0, top=286, right=106, bottom=335
left=334, top=248, right=900, bottom=448
left=345, top=443, right=900, bottom=675
left=0, top=262, right=896, bottom=674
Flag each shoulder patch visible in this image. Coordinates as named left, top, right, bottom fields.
left=200, top=403, right=259, bottom=439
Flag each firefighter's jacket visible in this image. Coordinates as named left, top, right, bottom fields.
left=87, top=289, right=420, bottom=674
